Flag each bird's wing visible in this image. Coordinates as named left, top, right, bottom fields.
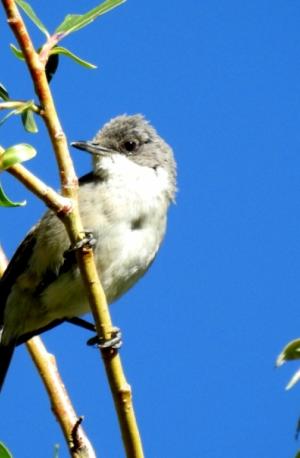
left=0, top=174, right=102, bottom=343
left=0, top=229, right=38, bottom=389
left=0, top=227, right=37, bottom=326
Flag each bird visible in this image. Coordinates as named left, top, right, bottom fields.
left=0, top=114, right=177, bottom=390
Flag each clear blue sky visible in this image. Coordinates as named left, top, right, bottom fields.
left=1, top=1, right=300, bottom=457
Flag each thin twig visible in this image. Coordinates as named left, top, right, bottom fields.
left=8, top=163, right=72, bottom=215
left=1, top=1, right=144, bottom=456
left=0, top=245, right=96, bottom=458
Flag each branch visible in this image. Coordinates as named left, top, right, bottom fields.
left=1, top=1, right=144, bottom=456
left=26, top=338, right=96, bottom=458
left=0, top=245, right=96, bottom=458
left=8, top=163, right=72, bottom=214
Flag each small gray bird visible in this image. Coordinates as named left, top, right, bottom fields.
left=0, top=114, right=176, bottom=389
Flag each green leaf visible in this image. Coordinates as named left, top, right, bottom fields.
left=286, top=368, right=300, bottom=390
left=21, top=109, right=38, bottom=133
left=0, top=109, right=19, bottom=126
left=0, top=84, right=9, bottom=101
left=55, top=0, right=125, bottom=38
left=0, top=182, right=26, bottom=207
left=0, top=143, right=37, bottom=170
left=0, top=100, right=37, bottom=129
left=51, top=47, right=97, bottom=69
left=276, top=338, right=300, bottom=390
left=15, top=0, right=49, bottom=37
left=276, top=338, right=300, bottom=367
left=0, top=442, right=13, bottom=458
left=10, top=44, right=25, bottom=61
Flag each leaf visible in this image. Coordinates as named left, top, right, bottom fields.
left=0, top=182, right=26, bottom=207
left=55, top=0, right=125, bottom=38
left=0, top=84, right=9, bottom=101
left=0, top=101, right=37, bottom=129
left=286, top=369, right=300, bottom=390
left=51, top=47, right=97, bottom=69
left=0, top=442, right=13, bottom=458
left=276, top=338, right=300, bottom=367
left=15, top=0, right=49, bottom=37
left=10, top=44, right=25, bottom=61
left=0, top=143, right=36, bottom=170
left=276, top=338, right=300, bottom=390
left=0, top=109, right=19, bottom=126
left=21, top=109, right=38, bottom=133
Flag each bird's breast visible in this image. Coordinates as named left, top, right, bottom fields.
left=79, top=157, right=171, bottom=303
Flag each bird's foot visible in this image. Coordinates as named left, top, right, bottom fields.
left=67, top=231, right=97, bottom=252
left=87, top=327, right=122, bottom=350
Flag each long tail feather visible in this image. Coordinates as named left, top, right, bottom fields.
left=0, top=343, right=15, bottom=391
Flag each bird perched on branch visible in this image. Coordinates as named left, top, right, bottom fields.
left=0, top=114, right=177, bottom=390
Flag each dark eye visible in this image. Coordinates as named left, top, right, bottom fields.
left=122, top=140, right=138, bottom=153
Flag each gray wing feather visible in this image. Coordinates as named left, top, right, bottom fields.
left=0, top=229, right=37, bottom=326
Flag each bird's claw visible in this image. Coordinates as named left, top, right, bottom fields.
left=67, top=231, right=97, bottom=253
left=87, top=327, right=122, bottom=350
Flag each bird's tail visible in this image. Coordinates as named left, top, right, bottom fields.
left=0, top=342, right=15, bottom=391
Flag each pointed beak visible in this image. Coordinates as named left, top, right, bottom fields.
left=71, top=141, right=115, bottom=156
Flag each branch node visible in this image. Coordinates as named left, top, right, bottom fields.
left=56, top=197, right=73, bottom=216
left=7, top=17, right=17, bottom=24
left=54, top=130, right=65, bottom=140
left=71, top=416, right=84, bottom=451
left=120, top=383, right=132, bottom=403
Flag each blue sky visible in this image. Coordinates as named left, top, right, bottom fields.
left=2, top=0, right=300, bottom=457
